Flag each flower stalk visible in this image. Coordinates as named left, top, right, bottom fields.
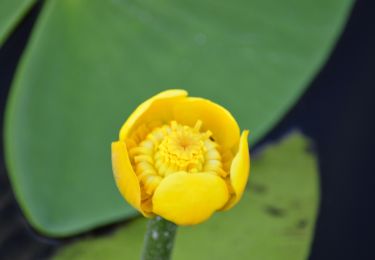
left=141, top=216, right=178, bottom=260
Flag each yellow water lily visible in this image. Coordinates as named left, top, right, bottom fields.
left=111, top=89, right=250, bottom=225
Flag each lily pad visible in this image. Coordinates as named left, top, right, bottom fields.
left=5, top=0, right=350, bottom=236
left=54, top=133, right=319, bottom=259
left=0, top=0, right=35, bottom=45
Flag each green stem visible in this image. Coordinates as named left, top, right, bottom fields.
left=141, top=216, right=178, bottom=260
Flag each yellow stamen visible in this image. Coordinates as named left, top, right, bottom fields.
left=128, top=120, right=227, bottom=198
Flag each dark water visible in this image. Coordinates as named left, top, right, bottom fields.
left=0, top=0, right=374, bottom=259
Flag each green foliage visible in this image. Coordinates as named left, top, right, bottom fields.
left=0, top=0, right=35, bottom=45
left=54, top=133, right=319, bottom=259
left=4, top=0, right=351, bottom=236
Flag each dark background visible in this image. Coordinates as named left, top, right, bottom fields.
left=1, top=0, right=374, bottom=259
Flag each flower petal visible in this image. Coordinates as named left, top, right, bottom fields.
left=111, top=141, right=146, bottom=216
left=152, top=172, right=229, bottom=225
left=119, top=89, right=188, bottom=140
left=222, top=130, right=250, bottom=210
left=172, top=97, right=240, bottom=149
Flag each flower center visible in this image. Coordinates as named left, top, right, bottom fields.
left=155, top=121, right=206, bottom=175
left=129, top=121, right=228, bottom=197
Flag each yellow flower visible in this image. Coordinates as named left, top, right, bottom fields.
left=111, top=89, right=250, bottom=225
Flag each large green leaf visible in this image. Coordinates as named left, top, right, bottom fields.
left=5, top=0, right=351, bottom=236
left=0, top=0, right=35, bottom=45
left=54, top=133, right=319, bottom=259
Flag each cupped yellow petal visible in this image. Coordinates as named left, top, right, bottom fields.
left=172, top=97, right=240, bottom=149
left=222, top=130, right=250, bottom=210
left=119, top=89, right=188, bottom=140
left=152, top=172, right=229, bottom=225
left=111, top=141, right=146, bottom=216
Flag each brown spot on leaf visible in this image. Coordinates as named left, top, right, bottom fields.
left=264, top=205, right=285, bottom=217
left=297, top=219, right=308, bottom=229
left=251, top=183, right=267, bottom=194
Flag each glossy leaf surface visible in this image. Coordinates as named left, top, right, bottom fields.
left=5, top=0, right=350, bottom=235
